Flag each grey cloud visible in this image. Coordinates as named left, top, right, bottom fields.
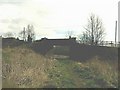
left=0, top=18, right=33, bottom=25
left=0, top=18, right=23, bottom=24
left=0, top=0, right=26, bottom=5
left=8, top=25, right=19, bottom=30
left=11, top=18, right=25, bottom=24
left=0, top=19, right=10, bottom=23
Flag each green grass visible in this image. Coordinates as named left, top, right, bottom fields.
left=46, top=58, right=116, bottom=88
left=47, top=59, right=79, bottom=88
left=48, top=59, right=114, bottom=88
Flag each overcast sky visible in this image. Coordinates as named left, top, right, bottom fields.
left=0, top=0, right=119, bottom=41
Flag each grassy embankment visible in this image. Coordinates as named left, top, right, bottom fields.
left=2, top=46, right=118, bottom=88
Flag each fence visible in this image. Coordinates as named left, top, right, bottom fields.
left=97, top=41, right=120, bottom=47
left=78, top=41, right=120, bottom=47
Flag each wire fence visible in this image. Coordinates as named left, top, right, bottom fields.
left=98, top=41, right=120, bottom=47
left=78, top=41, right=120, bottom=47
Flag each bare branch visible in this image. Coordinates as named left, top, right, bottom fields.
left=79, top=14, right=105, bottom=45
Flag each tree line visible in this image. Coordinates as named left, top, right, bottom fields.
left=2, top=14, right=105, bottom=45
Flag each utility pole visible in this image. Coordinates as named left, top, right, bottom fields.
left=115, top=21, right=117, bottom=47
left=23, top=27, right=26, bottom=41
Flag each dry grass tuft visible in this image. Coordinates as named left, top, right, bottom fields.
left=84, top=56, right=118, bottom=88
left=2, top=47, right=54, bottom=88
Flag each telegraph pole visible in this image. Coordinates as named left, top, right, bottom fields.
left=115, top=21, right=117, bottom=47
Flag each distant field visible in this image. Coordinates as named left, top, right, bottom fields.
left=2, top=46, right=118, bottom=88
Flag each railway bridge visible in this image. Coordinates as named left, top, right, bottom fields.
left=31, top=37, right=118, bottom=61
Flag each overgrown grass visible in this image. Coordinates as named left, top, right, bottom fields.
left=47, top=58, right=118, bottom=88
left=2, top=46, right=54, bottom=88
left=84, top=56, right=118, bottom=88
left=2, top=46, right=118, bottom=88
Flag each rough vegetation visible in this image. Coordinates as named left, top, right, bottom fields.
left=2, top=46, right=118, bottom=88
left=2, top=46, right=54, bottom=88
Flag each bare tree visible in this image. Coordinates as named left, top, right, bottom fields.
left=79, top=14, right=105, bottom=45
left=65, top=30, right=74, bottom=38
left=19, top=24, right=35, bottom=42
left=78, top=32, right=90, bottom=44
left=19, top=27, right=27, bottom=41
left=26, top=24, right=35, bottom=42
